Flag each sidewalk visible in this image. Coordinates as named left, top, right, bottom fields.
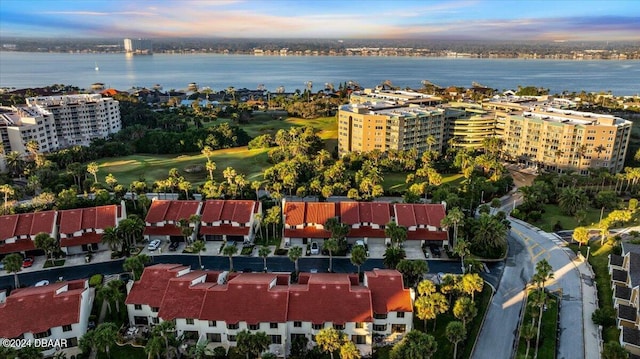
left=575, top=256, right=602, bottom=359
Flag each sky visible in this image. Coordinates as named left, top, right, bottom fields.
left=1, top=0, right=638, bottom=41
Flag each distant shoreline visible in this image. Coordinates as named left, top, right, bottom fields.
left=0, top=50, right=638, bottom=61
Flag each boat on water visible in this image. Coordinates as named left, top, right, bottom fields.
left=95, top=62, right=99, bottom=71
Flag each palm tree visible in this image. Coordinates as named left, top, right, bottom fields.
left=324, top=238, right=339, bottom=272
left=0, top=184, right=15, bottom=212
left=315, top=328, right=344, bottom=359
left=453, top=239, right=470, bottom=273
left=222, top=243, right=238, bottom=272
left=594, top=144, right=606, bottom=159
left=123, top=254, right=150, bottom=280
left=350, top=245, right=367, bottom=276
left=441, top=207, right=464, bottom=245
left=389, top=330, right=438, bottom=359
left=102, top=227, right=122, bottom=253
left=453, top=297, right=477, bottom=329
left=145, top=335, right=164, bottom=359
left=529, top=290, right=549, bottom=359
left=192, top=240, right=206, bottom=269
left=572, top=226, right=590, bottom=247
left=87, top=162, right=99, bottom=183
left=34, top=232, right=58, bottom=266
left=383, top=246, right=406, bottom=270
left=5, top=151, right=23, bottom=177
left=558, top=187, right=589, bottom=216
left=521, top=323, right=536, bottom=359
left=93, top=322, right=118, bottom=358
left=178, top=179, right=192, bottom=199
left=188, top=340, right=213, bottom=359
left=459, top=273, right=484, bottom=301
left=205, top=160, right=216, bottom=182
left=385, top=221, right=407, bottom=248
left=532, top=259, right=554, bottom=291
left=417, top=279, right=437, bottom=297
left=288, top=246, right=302, bottom=273
left=259, top=245, right=271, bottom=271
left=440, top=274, right=459, bottom=305
left=2, top=253, right=22, bottom=288
left=340, top=340, right=361, bottom=359
left=445, top=321, right=466, bottom=359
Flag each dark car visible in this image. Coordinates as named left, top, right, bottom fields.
left=430, top=245, right=442, bottom=258
left=22, top=256, right=35, bottom=268
left=169, top=241, right=180, bottom=251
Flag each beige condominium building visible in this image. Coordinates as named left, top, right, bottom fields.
left=495, top=106, right=632, bottom=174
left=338, top=102, right=445, bottom=156
left=444, top=102, right=497, bottom=150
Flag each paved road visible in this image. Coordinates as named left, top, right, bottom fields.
left=0, top=255, right=501, bottom=290
left=472, top=226, right=533, bottom=359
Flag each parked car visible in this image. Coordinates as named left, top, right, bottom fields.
left=355, top=240, right=365, bottom=247
left=430, top=245, right=441, bottom=258
left=310, top=241, right=319, bottom=255
left=22, top=256, right=35, bottom=268
left=169, top=241, right=180, bottom=251
left=148, top=239, right=161, bottom=251
left=35, top=280, right=50, bottom=287
left=0, top=261, right=4, bottom=271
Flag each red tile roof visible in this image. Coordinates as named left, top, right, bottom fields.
left=284, top=227, right=331, bottom=239
left=200, top=273, right=290, bottom=325
left=0, top=211, right=56, bottom=240
left=201, top=200, right=257, bottom=224
left=126, top=264, right=190, bottom=307
left=340, top=202, right=392, bottom=226
left=199, top=224, right=249, bottom=236
left=129, top=266, right=409, bottom=327
left=58, top=205, right=117, bottom=235
left=406, top=229, right=448, bottom=241
left=60, top=232, right=102, bottom=247
left=284, top=202, right=305, bottom=226
left=365, top=270, right=413, bottom=314
left=145, top=200, right=200, bottom=224
left=0, top=238, right=36, bottom=254
left=288, top=273, right=372, bottom=324
left=0, top=280, right=88, bottom=338
left=394, top=203, right=446, bottom=228
left=143, top=225, right=183, bottom=237
left=306, top=202, right=337, bottom=225
left=347, top=226, right=386, bottom=239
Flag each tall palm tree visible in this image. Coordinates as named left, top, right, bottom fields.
left=192, top=240, right=206, bottom=269
left=101, top=227, right=122, bottom=253
left=288, top=246, right=302, bottom=273
left=0, top=184, right=15, bottom=212
left=350, top=245, right=367, bottom=276
left=92, top=322, right=118, bottom=358
left=34, top=232, right=58, bottom=266
left=324, top=238, right=339, bottom=272
left=259, top=245, right=271, bottom=271
left=87, top=161, right=99, bottom=183
left=453, top=297, right=477, bottom=329
left=453, top=239, right=470, bottom=273
left=2, top=253, right=22, bottom=288
left=445, top=321, right=466, bottom=359
left=460, top=273, right=484, bottom=301
left=529, top=290, right=549, bottom=359
left=222, top=243, right=238, bottom=272
left=521, top=323, right=536, bottom=359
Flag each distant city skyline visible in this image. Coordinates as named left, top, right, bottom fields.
left=0, top=0, right=638, bottom=41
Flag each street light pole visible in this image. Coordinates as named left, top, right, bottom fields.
left=586, top=246, right=591, bottom=261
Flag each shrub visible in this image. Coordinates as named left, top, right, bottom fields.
left=592, top=307, right=616, bottom=327
left=553, top=220, right=563, bottom=232
left=89, top=274, right=103, bottom=287
left=274, top=248, right=288, bottom=255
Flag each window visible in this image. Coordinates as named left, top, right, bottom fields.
left=186, top=318, right=194, bottom=325
left=228, top=335, right=236, bottom=342
left=333, top=324, right=345, bottom=330
left=63, top=324, right=73, bottom=332
left=391, top=324, right=406, bottom=333
left=271, top=335, right=282, bottom=344
left=227, top=323, right=239, bottom=330
left=294, top=321, right=302, bottom=328
left=34, top=330, right=51, bottom=339
left=134, top=304, right=142, bottom=310
left=270, top=322, right=278, bottom=329
left=352, top=335, right=366, bottom=344
left=373, top=324, right=387, bottom=332
left=396, top=312, right=405, bottom=318
left=207, top=333, right=221, bottom=343
left=355, top=322, right=364, bottom=329
left=209, top=321, right=217, bottom=327
left=152, top=317, right=160, bottom=324
left=312, top=324, right=323, bottom=330
left=151, top=307, right=159, bottom=313
left=249, top=324, right=259, bottom=330
left=374, top=313, right=387, bottom=320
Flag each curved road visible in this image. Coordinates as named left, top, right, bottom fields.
left=472, top=219, right=585, bottom=359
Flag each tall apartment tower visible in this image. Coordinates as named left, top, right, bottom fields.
left=124, top=38, right=153, bottom=55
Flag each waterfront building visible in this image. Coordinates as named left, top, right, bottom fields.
left=444, top=102, right=497, bottom=149
left=494, top=106, right=632, bottom=174
left=0, top=279, right=94, bottom=357
left=124, top=38, right=153, bottom=55
left=125, top=264, right=413, bottom=357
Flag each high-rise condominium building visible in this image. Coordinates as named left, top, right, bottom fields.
left=124, top=38, right=153, bottom=55
left=0, top=94, right=121, bottom=159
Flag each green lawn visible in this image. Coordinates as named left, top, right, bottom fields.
left=532, top=204, right=609, bottom=232
left=97, top=115, right=338, bottom=186
left=383, top=173, right=464, bottom=193
left=571, top=242, right=620, bottom=343
left=516, top=292, right=559, bottom=359
left=96, top=147, right=270, bottom=186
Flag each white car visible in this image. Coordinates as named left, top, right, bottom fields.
left=148, top=239, right=161, bottom=251
left=35, top=280, right=50, bottom=287
left=355, top=240, right=365, bottom=247
left=310, top=241, right=319, bottom=255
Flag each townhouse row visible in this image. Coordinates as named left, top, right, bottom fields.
left=0, top=265, right=413, bottom=358
left=609, top=243, right=640, bottom=356
left=125, top=264, right=413, bottom=357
